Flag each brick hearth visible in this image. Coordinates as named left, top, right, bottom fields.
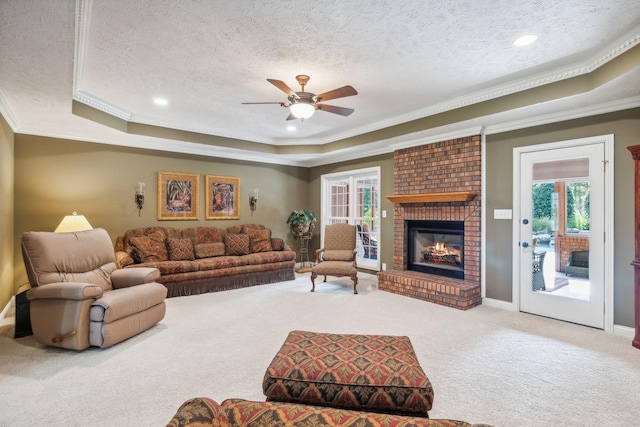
left=378, top=270, right=481, bottom=310
left=379, top=135, right=482, bottom=310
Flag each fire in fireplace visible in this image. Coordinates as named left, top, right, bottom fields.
left=407, top=220, right=464, bottom=279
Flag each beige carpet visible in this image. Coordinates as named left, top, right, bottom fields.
left=1, top=273, right=639, bottom=427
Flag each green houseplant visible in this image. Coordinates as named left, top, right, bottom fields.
left=286, top=209, right=317, bottom=238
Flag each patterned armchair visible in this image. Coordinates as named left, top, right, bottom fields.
left=310, top=223, right=358, bottom=294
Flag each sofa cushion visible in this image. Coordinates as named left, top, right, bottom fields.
left=194, top=242, right=226, bottom=258
left=241, top=224, right=264, bottom=232
left=128, top=230, right=169, bottom=263
left=167, top=397, right=231, bottom=427
left=182, top=227, right=224, bottom=244
left=220, top=399, right=474, bottom=427
left=263, top=330, right=434, bottom=416
left=131, top=260, right=199, bottom=275
left=225, top=224, right=244, bottom=235
left=167, top=238, right=195, bottom=261
left=247, top=228, right=273, bottom=253
left=311, top=260, right=357, bottom=276
left=224, top=233, right=250, bottom=256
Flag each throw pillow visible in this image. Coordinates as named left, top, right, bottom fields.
left=196, top=226, right=224, bottom=243
left=241, top=224, right=263, bottom=233
left=224, top=233, right=250, bottom=256
left=247, top=228, right=272, bottom=253
left=270, top=238, right=285, bottom=251
left=194, top=242, right=226, bottom=258
left=167, top=237, right=195, bottom=261
left=115, top=251, right=135, bottom=268
left=129, top=230, right=168, bottom=262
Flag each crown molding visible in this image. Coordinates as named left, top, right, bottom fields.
left=0, top=90, right=19, bottom=131
left=20, top=95, right=640, bottom=169
left=485, top=96, right=640, bottom=135
left=73, top=0, right=91, bottom=95
left=129, top=113, right=275, bottom=146
left=73, top=91, right=132, bottom=121
left=388, top=127, right=485, bottom=150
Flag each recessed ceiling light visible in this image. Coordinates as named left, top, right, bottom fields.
left=286, top=125, right=296, bottom=132
left=513, top=34, right=537, bottom=47
left=153, top=97, right=168, bottom=106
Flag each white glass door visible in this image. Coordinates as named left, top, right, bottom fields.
left=518, top=143, right=605, bottom=328
left=321, top=167, right=380, bottom=270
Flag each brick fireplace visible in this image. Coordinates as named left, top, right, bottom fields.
left=378, top=135, right=482, bottom=310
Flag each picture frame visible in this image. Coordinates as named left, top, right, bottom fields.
left=157, top=172, right=199, bottom=220
left=205, top=175, right=240, bottom=220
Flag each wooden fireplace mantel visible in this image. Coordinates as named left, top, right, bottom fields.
left=386, top=191, right=476, bottom=204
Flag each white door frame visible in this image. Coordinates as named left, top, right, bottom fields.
left=511, top=134, right=614, bottom=332
left=320, top=166, right=381, bottom=271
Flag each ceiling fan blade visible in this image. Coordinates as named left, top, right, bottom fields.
left=267, top=79, right=299, bottom=99
left=316, top=104, right=354, bottom=116
left=315, top=85, right=357, bottom=102
left=241, top=102, right=286, bottom=105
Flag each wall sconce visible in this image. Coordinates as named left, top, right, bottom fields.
left=135, top=182, right=145, bottom=216
left=249, top=188, right=259, bottom=215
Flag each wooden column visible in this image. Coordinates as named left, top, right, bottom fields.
left=555, top=181, right=566, bottom=271
left=627, top=144, right=640, bottom=349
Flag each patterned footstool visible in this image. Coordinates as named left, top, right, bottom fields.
left=263, top=330, right=434, bottom=417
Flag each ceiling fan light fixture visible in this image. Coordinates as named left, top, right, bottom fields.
left=290, top=101, right=315, bottom=120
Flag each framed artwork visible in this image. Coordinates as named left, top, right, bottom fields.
left=205, top=175, right=240, bottom=220
left=157, top=172, right=199, bottom=220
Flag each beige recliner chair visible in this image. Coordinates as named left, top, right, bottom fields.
left=22, top=228, right=167, bottom=350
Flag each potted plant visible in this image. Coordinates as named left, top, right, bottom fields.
left=286, top=209, right=317, bottom=238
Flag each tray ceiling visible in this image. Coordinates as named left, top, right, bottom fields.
left=1, top=0, right=639, bottom=166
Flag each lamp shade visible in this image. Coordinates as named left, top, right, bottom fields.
left=54, top=212, right=93, bottom=233
left=290, top=102, right=315, bottom=119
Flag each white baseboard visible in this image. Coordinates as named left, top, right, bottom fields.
left=0, top=295, right=15, bottom=326
left=482, top=297, right=636, bottom=339
left=482, top=297, right=517, bottom=311
left=613, top=324, right=635, bottom=340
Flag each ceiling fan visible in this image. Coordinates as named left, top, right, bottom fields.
left=242, top=75, right=357, bottom=121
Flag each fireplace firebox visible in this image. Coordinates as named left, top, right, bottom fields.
left=407, top=220, right=464, bottom=279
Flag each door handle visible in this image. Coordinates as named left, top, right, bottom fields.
left=522, top=242, right=529, bottom=248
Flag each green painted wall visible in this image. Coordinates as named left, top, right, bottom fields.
left=485, top=108, right=640, bottom=327
left=0, top=114, right=14, bottom=311
left=13, top=135, right=309, bottom=288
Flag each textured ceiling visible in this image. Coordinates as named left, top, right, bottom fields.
left=1, top=0, right=640, bottom=166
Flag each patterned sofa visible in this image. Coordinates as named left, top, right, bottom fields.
left=167, top=397, right=493, bottom=427
left=168, top=330, right=494, bottom=426
left=114, top=224, right=296, bottom=297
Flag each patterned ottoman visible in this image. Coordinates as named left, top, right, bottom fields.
left=263, top=330, right=434, bottom=417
